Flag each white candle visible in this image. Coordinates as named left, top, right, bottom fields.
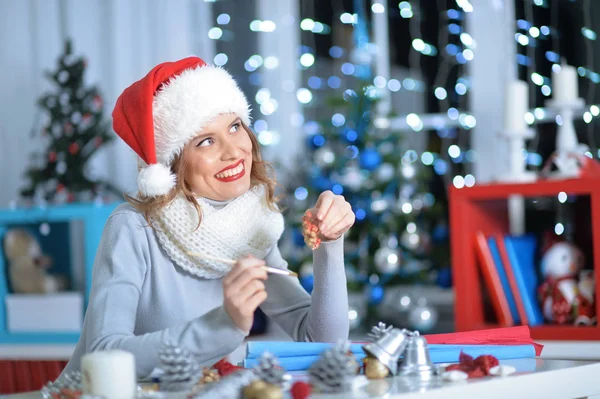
left=552, top=64, right=579, bottom=102
left=503, top=80, right=529, bottom=132
left=81, top=350, right=137, bottom=399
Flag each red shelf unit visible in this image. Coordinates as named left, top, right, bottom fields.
left=449, top=177, right=600, bottom=340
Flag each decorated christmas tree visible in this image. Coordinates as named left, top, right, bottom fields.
left=282, top=81, right=450, bottom=321
left=20, top=40, right=114, bottom=203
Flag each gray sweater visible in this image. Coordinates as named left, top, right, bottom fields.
left=61, top=201, right=349, bottom=378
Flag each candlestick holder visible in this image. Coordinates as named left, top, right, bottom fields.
left=545, top=98, right=589, bottom=179
left=496, top=128, right=537, bottom=183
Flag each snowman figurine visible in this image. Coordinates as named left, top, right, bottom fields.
left=538, top=242, right=587, bottom=324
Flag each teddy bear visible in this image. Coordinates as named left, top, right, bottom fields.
left=538, top=241, right=596, bottom=325
left=3, top=228, right=68, bottom=294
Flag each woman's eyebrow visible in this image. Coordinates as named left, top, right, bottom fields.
left=196, top=118, right=241, bottom=138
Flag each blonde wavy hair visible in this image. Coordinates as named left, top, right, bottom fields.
left=125, top=122, right=281, bottom=228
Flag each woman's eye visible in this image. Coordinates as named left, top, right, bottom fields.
left=230, top=123, right=240, bottom=133
left=197, top=138, right=214, bottom=147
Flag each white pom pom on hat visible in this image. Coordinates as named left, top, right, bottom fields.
left=137, top=163, right=176, bottom=198
left=112, top=56, right=251, bottom=197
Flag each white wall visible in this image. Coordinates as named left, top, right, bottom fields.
left=466, top=0, right=517, bottom=182
left=0, top=0, right=215, bottom=207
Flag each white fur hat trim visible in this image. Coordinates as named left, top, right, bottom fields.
left=152, top=65, right=251, bottom=166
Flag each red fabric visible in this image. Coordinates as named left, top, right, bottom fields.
left=212, top=358, right=244, bottom=376
left=0, top=360, right=67, bottom=394
left=424, top=325, right=544, bottom=356
left=14, top=361, right=32, bottom=393
left=0, top=361, right=16, bottom=394
left=445, top=352, right=499, bottom=379
left=29, top=361, right=47, bottom=391
left=111, top=56, right=206, bottom=165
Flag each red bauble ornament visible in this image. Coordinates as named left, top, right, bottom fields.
left=290, top=381, right=311, bottom=399
left=57, top=184, right=65, bottom=192
left=68, top=142, right=79, bottom=155
left=48, top=152, right=57, bottom=162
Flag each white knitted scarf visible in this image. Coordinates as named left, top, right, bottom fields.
left=153, top=185, right=284, bottom=279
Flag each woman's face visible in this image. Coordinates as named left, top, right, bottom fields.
left=183, top=113, right=253, bottom=201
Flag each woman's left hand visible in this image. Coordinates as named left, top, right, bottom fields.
left=306, top=190, right=355, bottom=242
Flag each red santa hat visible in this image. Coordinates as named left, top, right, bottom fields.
left=112, top=56, right=251, bottom=197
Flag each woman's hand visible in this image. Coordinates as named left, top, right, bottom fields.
left=222, top=256, right=268, bottom=334
left=306, top=190, right=355, bottom=242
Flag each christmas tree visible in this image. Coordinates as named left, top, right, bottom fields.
left=281, top=79, right=450, bottom=324
left=20, top=40, right=114, bottom=203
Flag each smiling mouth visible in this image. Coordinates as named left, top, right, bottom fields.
left=215, top=160, right=245, bottom=182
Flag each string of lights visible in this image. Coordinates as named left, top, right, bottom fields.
left=204, top=1, right=477, bottom=189
left=516, top=0, right=600, bottom=161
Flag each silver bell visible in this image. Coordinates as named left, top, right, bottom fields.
left=362, top=328, right=408, bottom=375
left=397, top=331, right=435, bottom=380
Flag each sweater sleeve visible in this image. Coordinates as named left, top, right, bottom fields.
left=81, top=212, right=246, bottom=378
left=259, top=237, right=349, bottom=342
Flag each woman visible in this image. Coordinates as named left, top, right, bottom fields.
left=61, top=57, right=354, bottom=379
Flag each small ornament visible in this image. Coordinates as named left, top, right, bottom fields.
left=41, top=372, right=83, bottom=399
left=400, top=229, right=420, bottom=251
left=444, top=352, right=500, bottom=379
left=58, top=70, right=70, bottom=83
left=489, top=365, right=517, bottom=377
left=71, top=111, right=82, bottom=124
left=212, top=358, right=244, bottom=377
left=68, top=142, right=79, bottom=155
left=359, top=148, right=381, bottom=171
left=242, top=380, right=283, bottom=399
left=198, top=368, right=220, bottom=384
left=252, top=352, right=291, bottom=390
left=243, top=379, right=267, bottom=397
left=407, top=304, right=438, bottom=332
left=374, top=246, right=401, bottom=274
left=375, top=163, right=395, bottom=182
left=397, top=331, right=436, bottom=380
left=302, top=213, right=321, bottom=250
left=367, top=322, right=393, bottom=342
left=363, top=328, right=408, bottom=376
left=363, top=356, right=389, bottom=379
left=39, top=222, right=51, bottom=236
left=56, top=160, right=67, bottom=175
left=308, top=341, right=357, bottom=393
left=290, top=381, right=311, bottom=399
left=59, top=92, right=70, bottom=105
left=158, top=341, right=202, bottom=392
left=314, top=147, right=336, bottom=168
left=538, top=241, right=594, bottom=325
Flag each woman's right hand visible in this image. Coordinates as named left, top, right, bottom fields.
left=222, top=255, right=268, bottom=334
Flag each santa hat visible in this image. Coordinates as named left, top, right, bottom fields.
left=112, top=56, right=251, bottom=197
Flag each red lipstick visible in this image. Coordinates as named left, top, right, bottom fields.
left=215, top=160, right=245, bottom=182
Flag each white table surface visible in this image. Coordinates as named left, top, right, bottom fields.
left=6, top=358, right=600, bottom=399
